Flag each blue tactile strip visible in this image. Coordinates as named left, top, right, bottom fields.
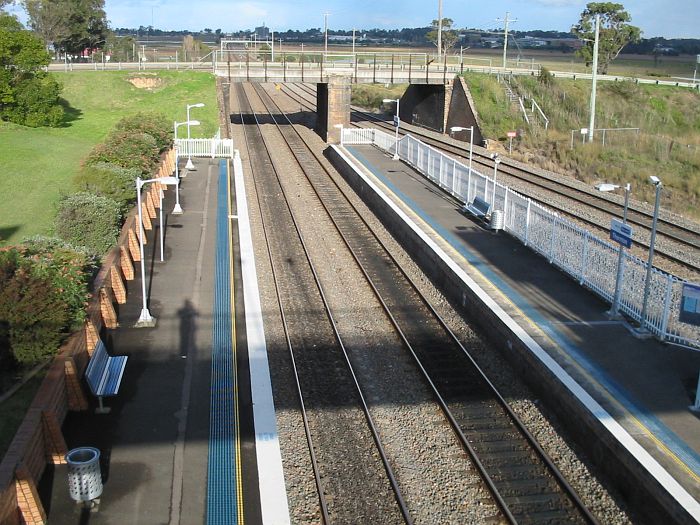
left=207, top=160, right=241, bottom=525
left=347, top=145, right=700, bottom=477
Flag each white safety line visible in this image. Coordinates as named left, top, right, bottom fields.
left=333, top=145, right=700, bottom=520
left=233, top=152, right=291, bottom=524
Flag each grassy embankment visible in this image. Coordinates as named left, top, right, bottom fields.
left=464, top=71, right=700, bottom=217
left=0, top=70, right=218, bottom=245
left=0, top=70, right=217, bottom=460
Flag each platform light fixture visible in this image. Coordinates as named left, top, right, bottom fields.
left=490, top=153, right=501, bottom=203
left=596, top=182, right=631, bottom=318
left=383, top=98, right=400, bottom=160
left=637, top=176, right=663, bottom=333
left=135, top=176, right=179, bottom=327
left=450, top=126, right=474, bottom=177
left=173, top=120, right=200, bottom=214
left=186, top=103, right=205, bottom=170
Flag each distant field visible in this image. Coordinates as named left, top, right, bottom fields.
left=0, top=70, right=218, bottom=245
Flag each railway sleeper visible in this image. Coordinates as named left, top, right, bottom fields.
left=487, top=462, right=552, bottom=482
left=507, top=506, right=579, bottom=525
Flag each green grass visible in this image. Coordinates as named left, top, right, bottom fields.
left=351, top=83, right=408, bottom=110
left=0, top=370, right=47, bottom=459
left=0, top=70, right=218, bottom=244
left=463, top=71, right=700, bottom=217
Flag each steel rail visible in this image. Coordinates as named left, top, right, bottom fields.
left=239, top=83, right=413, bottom=525
left=259, top=82, right=599, bottom=525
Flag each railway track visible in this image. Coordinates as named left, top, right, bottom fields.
left=253, top=81, right=600, bottom=524
left=280, top=82, right=700, bottom=275
left=234, top=82, right=410, bottom=524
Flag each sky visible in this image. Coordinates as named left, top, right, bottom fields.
left=7, top=0, right=700, bottom=39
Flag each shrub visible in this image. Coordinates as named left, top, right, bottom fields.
left=74, top=162, right=140, bottom=214
left=0, top=248, right=71, bottom=366
left=538, top=66, right=554, bottom=87
left=1, top=73, right=64, bottom=127
left=86, top=130, right=160, bottom=174
left=114, top=112, right=172, bottom=152
left=55, top=192, right=122, bottom=257
left=21, top=236, right=93, bottom=325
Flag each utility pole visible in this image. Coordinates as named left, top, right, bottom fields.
left=352, top=28, right=356, bottom=57
left=496, top=12, right=517, bottom=69
left=271, top=29, right=274, bottom=61
left=437, top=0, right=443, bottom=62
left=588, top=14, right=601, bottom=144
left=324, top=12, right=330, bottom=55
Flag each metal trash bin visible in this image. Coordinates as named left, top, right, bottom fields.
left=490, top=209, right=505, bottom=231
left=65, top=447, right=103, bottom=502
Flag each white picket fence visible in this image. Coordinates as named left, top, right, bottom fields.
left=341, top=127, right=700, bottom=350
left=175, top=138, right=235, bottom=158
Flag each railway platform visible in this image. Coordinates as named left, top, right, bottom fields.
left=38, top=157, right=288, bottom=524
left=334, top=143, right=700, bottom=521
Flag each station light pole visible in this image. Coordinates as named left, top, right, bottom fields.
left=174, top=120, right=200, bottom=214
left=596, top=182, right=631, bottom=318
left=490, top=153, right=500, bottom=203
left=135, top=176, right=180, bottom=327
left=185, top=103, right=205, bottom=170
left=588, top=14, right=601, bottom=144
left=450, top=126, right=474, bottom=177
left=638, top=176, right=663, bottom=333
left=383, top=98, right=400, bottom=160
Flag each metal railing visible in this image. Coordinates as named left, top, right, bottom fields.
left=174, top=138, right=235, bottom=158
left=341, top=127, right=700, bottom=350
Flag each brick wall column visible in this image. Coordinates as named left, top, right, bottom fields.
left=15, top=465, right=46, bottom=525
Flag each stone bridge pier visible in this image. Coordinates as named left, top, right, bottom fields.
left=315, top=74, right=352, bottom=144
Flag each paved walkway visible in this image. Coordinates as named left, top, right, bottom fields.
left=42, top=159, right=223, bottom=524
left=344, top=144, right=700, bottom=506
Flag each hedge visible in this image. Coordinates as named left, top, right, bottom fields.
left=55, top=192, right=122, bottom=256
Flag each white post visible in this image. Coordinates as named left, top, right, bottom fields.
left=467, top=126, right=474, bottom=180
left=271, top=30, right=274, bottom=62
left=437, top=0, right=443, bottom=62
left=136, top=178, right=156, bottom=327
left=159, top=189, right=164, bottom=262
left=639, top=179, right=663, bottom=332
left=324, top=12, right=330, bottom=55
left=609, top=183, right=631, bottom=317
left=352, top=28, right=356, bottom=57
left=173, top=144, right=183, bottom=215
left=588, top=14, right=600, bottom=144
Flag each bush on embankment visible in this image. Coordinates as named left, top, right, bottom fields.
left=0, top=240, right=91, bottom=367
left=55, top=193, right=122, bottom=257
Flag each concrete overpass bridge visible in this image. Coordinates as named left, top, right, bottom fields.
left=216, top=51, right=486, bottom=145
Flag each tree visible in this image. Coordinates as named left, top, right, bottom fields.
left=23, top=0, right=107, bottom=56
left=426, top=18, right=459, bottom=55
left=23, top=0, right=70, bottom=52
left=0, top=13, right=64, bottom=126
left=571, top=2, right=641, bottom=74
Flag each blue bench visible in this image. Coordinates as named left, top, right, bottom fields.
left=464, top=196, right=492, bottom=220
left=85, top=340, right=128, bottom=414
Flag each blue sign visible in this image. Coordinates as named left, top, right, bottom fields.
left=680, top=283, right=700, bottom=326
left=610, top=219, right=633, bottom=248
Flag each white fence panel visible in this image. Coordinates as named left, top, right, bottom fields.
left=175, top=138, right=234, bottom=158
left=361, top=128, right=700, bottom=350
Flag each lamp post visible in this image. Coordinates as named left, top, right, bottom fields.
left=185, top=103, right=205, bottom=170
left=639, top=176, right=663, bottom=333
left=449, top=126, right=474, bottom=176
left=174, top=120, right=200, bottom=214
left=383, top=98, right=400, bottom=160
left=588, top=14, right=601, bottom=144
left=490, top=153, right=500, bottom=203
left=135, top=175, right=180, bottom=327
left=596, top=182, right=631, bottom=318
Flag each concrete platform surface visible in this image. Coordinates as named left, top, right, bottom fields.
left=41, top=159, right=222, bottom=525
